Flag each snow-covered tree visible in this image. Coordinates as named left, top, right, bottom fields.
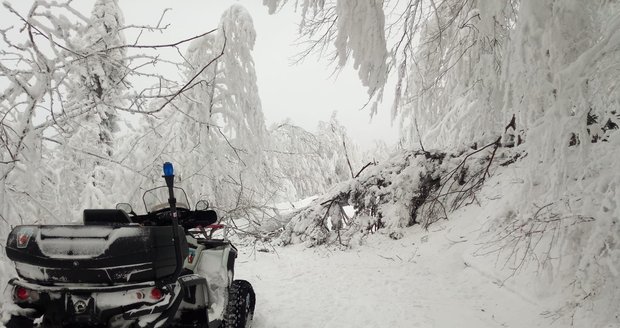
left=315, top=113, right=360, bottom=182
left=268, top=113, right=362, bottom=200
left=179, top=4, right=266, bottom=150
left=266, top=0, right=510, bottom=146
left=57, top=0, right=129, bottom=212
left=268, top=121, right=326, bottom=199
left=0, top=1, right=92, bottom=227
left=69, top=0, right=127, bottom=153
left=0, top=0, right=220, bottom=225
left=124, top=4, right=281, bottom=231
left=265, top=0, right=388, bottom=115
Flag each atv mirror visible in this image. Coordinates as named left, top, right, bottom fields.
left=116, top=203, right=134, bottom=215
left=195, top=200, right=209, bottom=211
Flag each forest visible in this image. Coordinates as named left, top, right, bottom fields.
left=1, top=0, right=619, bottom=327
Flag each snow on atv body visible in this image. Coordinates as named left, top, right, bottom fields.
left=3, top=163, right=255, bottom=328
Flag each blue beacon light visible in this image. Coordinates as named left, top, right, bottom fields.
left=163, top=162, right=174, bottom=177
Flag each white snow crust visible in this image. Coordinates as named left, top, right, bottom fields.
left=37, top=227, right=144, bottom=259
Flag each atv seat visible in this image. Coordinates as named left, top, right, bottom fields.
left=83, top=209, right=132, bottom=225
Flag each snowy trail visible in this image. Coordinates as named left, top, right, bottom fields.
left=235, top=216, right=548, bottom=328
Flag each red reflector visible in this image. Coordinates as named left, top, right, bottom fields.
left=18, top=234, right=28, bottom=245
left=17, top=233, right=31, bottom=249
left=16, top=227, right=35, bottom=249
left=15, top=287, right=29, bottom=301
left=150, top=288, right=162, bottom=300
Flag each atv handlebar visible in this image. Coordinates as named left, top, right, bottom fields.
left=191, top=223, right=226, bottom=240
left=205, top=224, right=225, bottom=231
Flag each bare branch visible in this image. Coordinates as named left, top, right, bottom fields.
left=152, top=30, right=226, bottom=114
left=107, top=28, right=217, bottom=51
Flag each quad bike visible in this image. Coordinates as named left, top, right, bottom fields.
left=3, top=163, right=255, bottom=328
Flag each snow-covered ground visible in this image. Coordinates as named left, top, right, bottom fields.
left=233, top=154, right=620, bottom=328
left=235, top=175, right=561, bottom=328
left=237, top=219, right=547, bottom=328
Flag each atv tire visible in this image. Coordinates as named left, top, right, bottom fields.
left=223, top=280, right=255, bottom=328
left=5, top=315, right=34, bottom=328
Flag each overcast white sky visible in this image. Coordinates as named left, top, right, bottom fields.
left=5, top=0, right=400, bottom=148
